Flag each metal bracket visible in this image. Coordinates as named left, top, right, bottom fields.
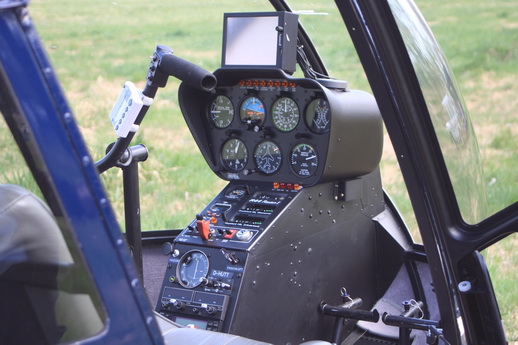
left=333, top=179, right=362, bottom=202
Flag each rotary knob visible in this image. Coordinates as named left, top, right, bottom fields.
left=235, top=229, right=252, bottom=241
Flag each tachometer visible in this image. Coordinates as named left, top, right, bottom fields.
left=272, top=97, right=299, bottom=132
left=305, top=98, right=330, bottom=133
left=221, top=138, right=248, bottom=172
left=254, top=141, right=282, bottom=175
left=290, top=143, right=318, bottom=178
left=210, top=95, right=234, bottom=128
left=240, top=96, right=265, bottom=126
left=176, top=250, right=210, bottom=288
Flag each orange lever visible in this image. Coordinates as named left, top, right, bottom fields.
left=196, top=218, right=211, bottom=240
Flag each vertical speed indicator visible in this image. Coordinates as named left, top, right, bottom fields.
left=290, top=143, right=319, bottom=178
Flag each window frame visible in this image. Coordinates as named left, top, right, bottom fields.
left=0, top=5, right=164, bottom=345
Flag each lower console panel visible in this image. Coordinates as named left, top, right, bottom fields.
left=156, top=173, right=387, bottom=344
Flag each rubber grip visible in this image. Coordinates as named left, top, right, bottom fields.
left=157, top=47, right=217, bottom=92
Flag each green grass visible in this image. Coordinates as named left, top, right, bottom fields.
left=0, top=0, right=516, bottom=340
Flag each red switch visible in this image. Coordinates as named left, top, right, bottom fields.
left=196, top=218, right=211, bottom=240
left=223, top=229, right=237, bottom=239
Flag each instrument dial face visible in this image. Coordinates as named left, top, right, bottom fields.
left=176, top=250, right=210, bottom=288
left=272, top=97, right=300, bottom=132
left=290, top=143, right=319, bottom=178
left=240, top=96, right=265, bottom=126
left=305, top=98, right=330, bottom=133
left=221, top=138, right=248, bottom=172
left=210, top=95, right=234, bottom=128
left=254, top=140, right=282, bottom=175
left=224, top=186, right=248, bottom=200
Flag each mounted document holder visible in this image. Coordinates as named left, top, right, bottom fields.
left=221, top=12, right=299, bottom=74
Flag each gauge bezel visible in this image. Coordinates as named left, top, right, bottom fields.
left=254, top=140, right=283, bottom=175
left=209, top=94, right=234, bottom=129
left=304, top=97, right=331, bottom=134
left=289, top=143, right=319, bottom=178
left=176, top=250, right=210, bottom=289
left=221, top=138, right=248, bottom=172
left=239, top=96, right=266, bottom=126
left=271, top=97, right=300, bottom=132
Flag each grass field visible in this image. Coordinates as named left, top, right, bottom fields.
left=0, top=0, right=516, bottom=340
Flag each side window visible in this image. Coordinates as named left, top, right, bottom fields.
left=0, top=119, right=105, bottom=344
left=390, top=0, right=517, bottom=339
left=482, top=234, right=517, bottom=341
left=380, top=138, right=421, bottom=243
left=294, top=3, right=421, bottom=243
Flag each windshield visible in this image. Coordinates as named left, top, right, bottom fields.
left=28, top=0, right=419, bottom=237
left=388, top=0, right=488, bottom=224
left=30, top=1, right=269, bottom=231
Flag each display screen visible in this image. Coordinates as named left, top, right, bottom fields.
left=224, top=16, right=279, bottom=66
left=194, top=291, right=226, bottom=306
left=174, top=316, right=208, bottom=329
left=163, top=287, right=194, bottom=301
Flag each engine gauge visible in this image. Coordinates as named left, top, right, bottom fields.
left=272, top=97, right=300, bottom=132
left=240, top=96, right=265, bottom=126
left=254, top=140, right=282, bottom=175
left=305, top=98, right=330, bottom=133
left=210, top=95, right=234, bottom=128
left=176, top=250, right=210, bottom=288
left=221, top=138, right=248, bottom=172
left=290, top=143, right=319, bottom=178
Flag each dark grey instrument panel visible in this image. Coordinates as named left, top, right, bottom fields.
left=179, top=68, right=383, bottom=187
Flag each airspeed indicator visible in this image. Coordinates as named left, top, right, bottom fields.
left=221, top=138, right=248, bottom=172
left=290, top=143, right=318, bottom=178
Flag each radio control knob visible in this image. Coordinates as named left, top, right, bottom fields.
left=171, top=299, right=186, bottom=310
left=206, top=306, right=217, bottom=315
left=200, top=277, right=215, bottom=287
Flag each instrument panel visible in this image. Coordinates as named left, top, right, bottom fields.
left=159, top=68, right=385, bottom=341
left=179, top=68, right=383, bottom=187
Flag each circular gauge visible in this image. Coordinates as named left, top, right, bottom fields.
left=290, top=143, right=319, bottom=178
left=209, top=95, right=234, bottom=128
left=240, top=96, right=265, bottom=126
left=254, top=140, right=282, bottom=175
left=305, top=98, right=331, bottom=133
left=272, top=97, right=300, bottom=132
left=176, top=250, right=210, bottom=288
left=221, top=138, right=248, bottom=172
left=224, top=186, right=248, bottom=200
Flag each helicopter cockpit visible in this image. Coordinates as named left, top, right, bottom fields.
left=148, top=12, right=436, bottom=345
left=2, top=0, right=514, bottom=343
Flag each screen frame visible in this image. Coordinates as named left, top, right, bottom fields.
left=221, top=11, right=298, bottom=73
